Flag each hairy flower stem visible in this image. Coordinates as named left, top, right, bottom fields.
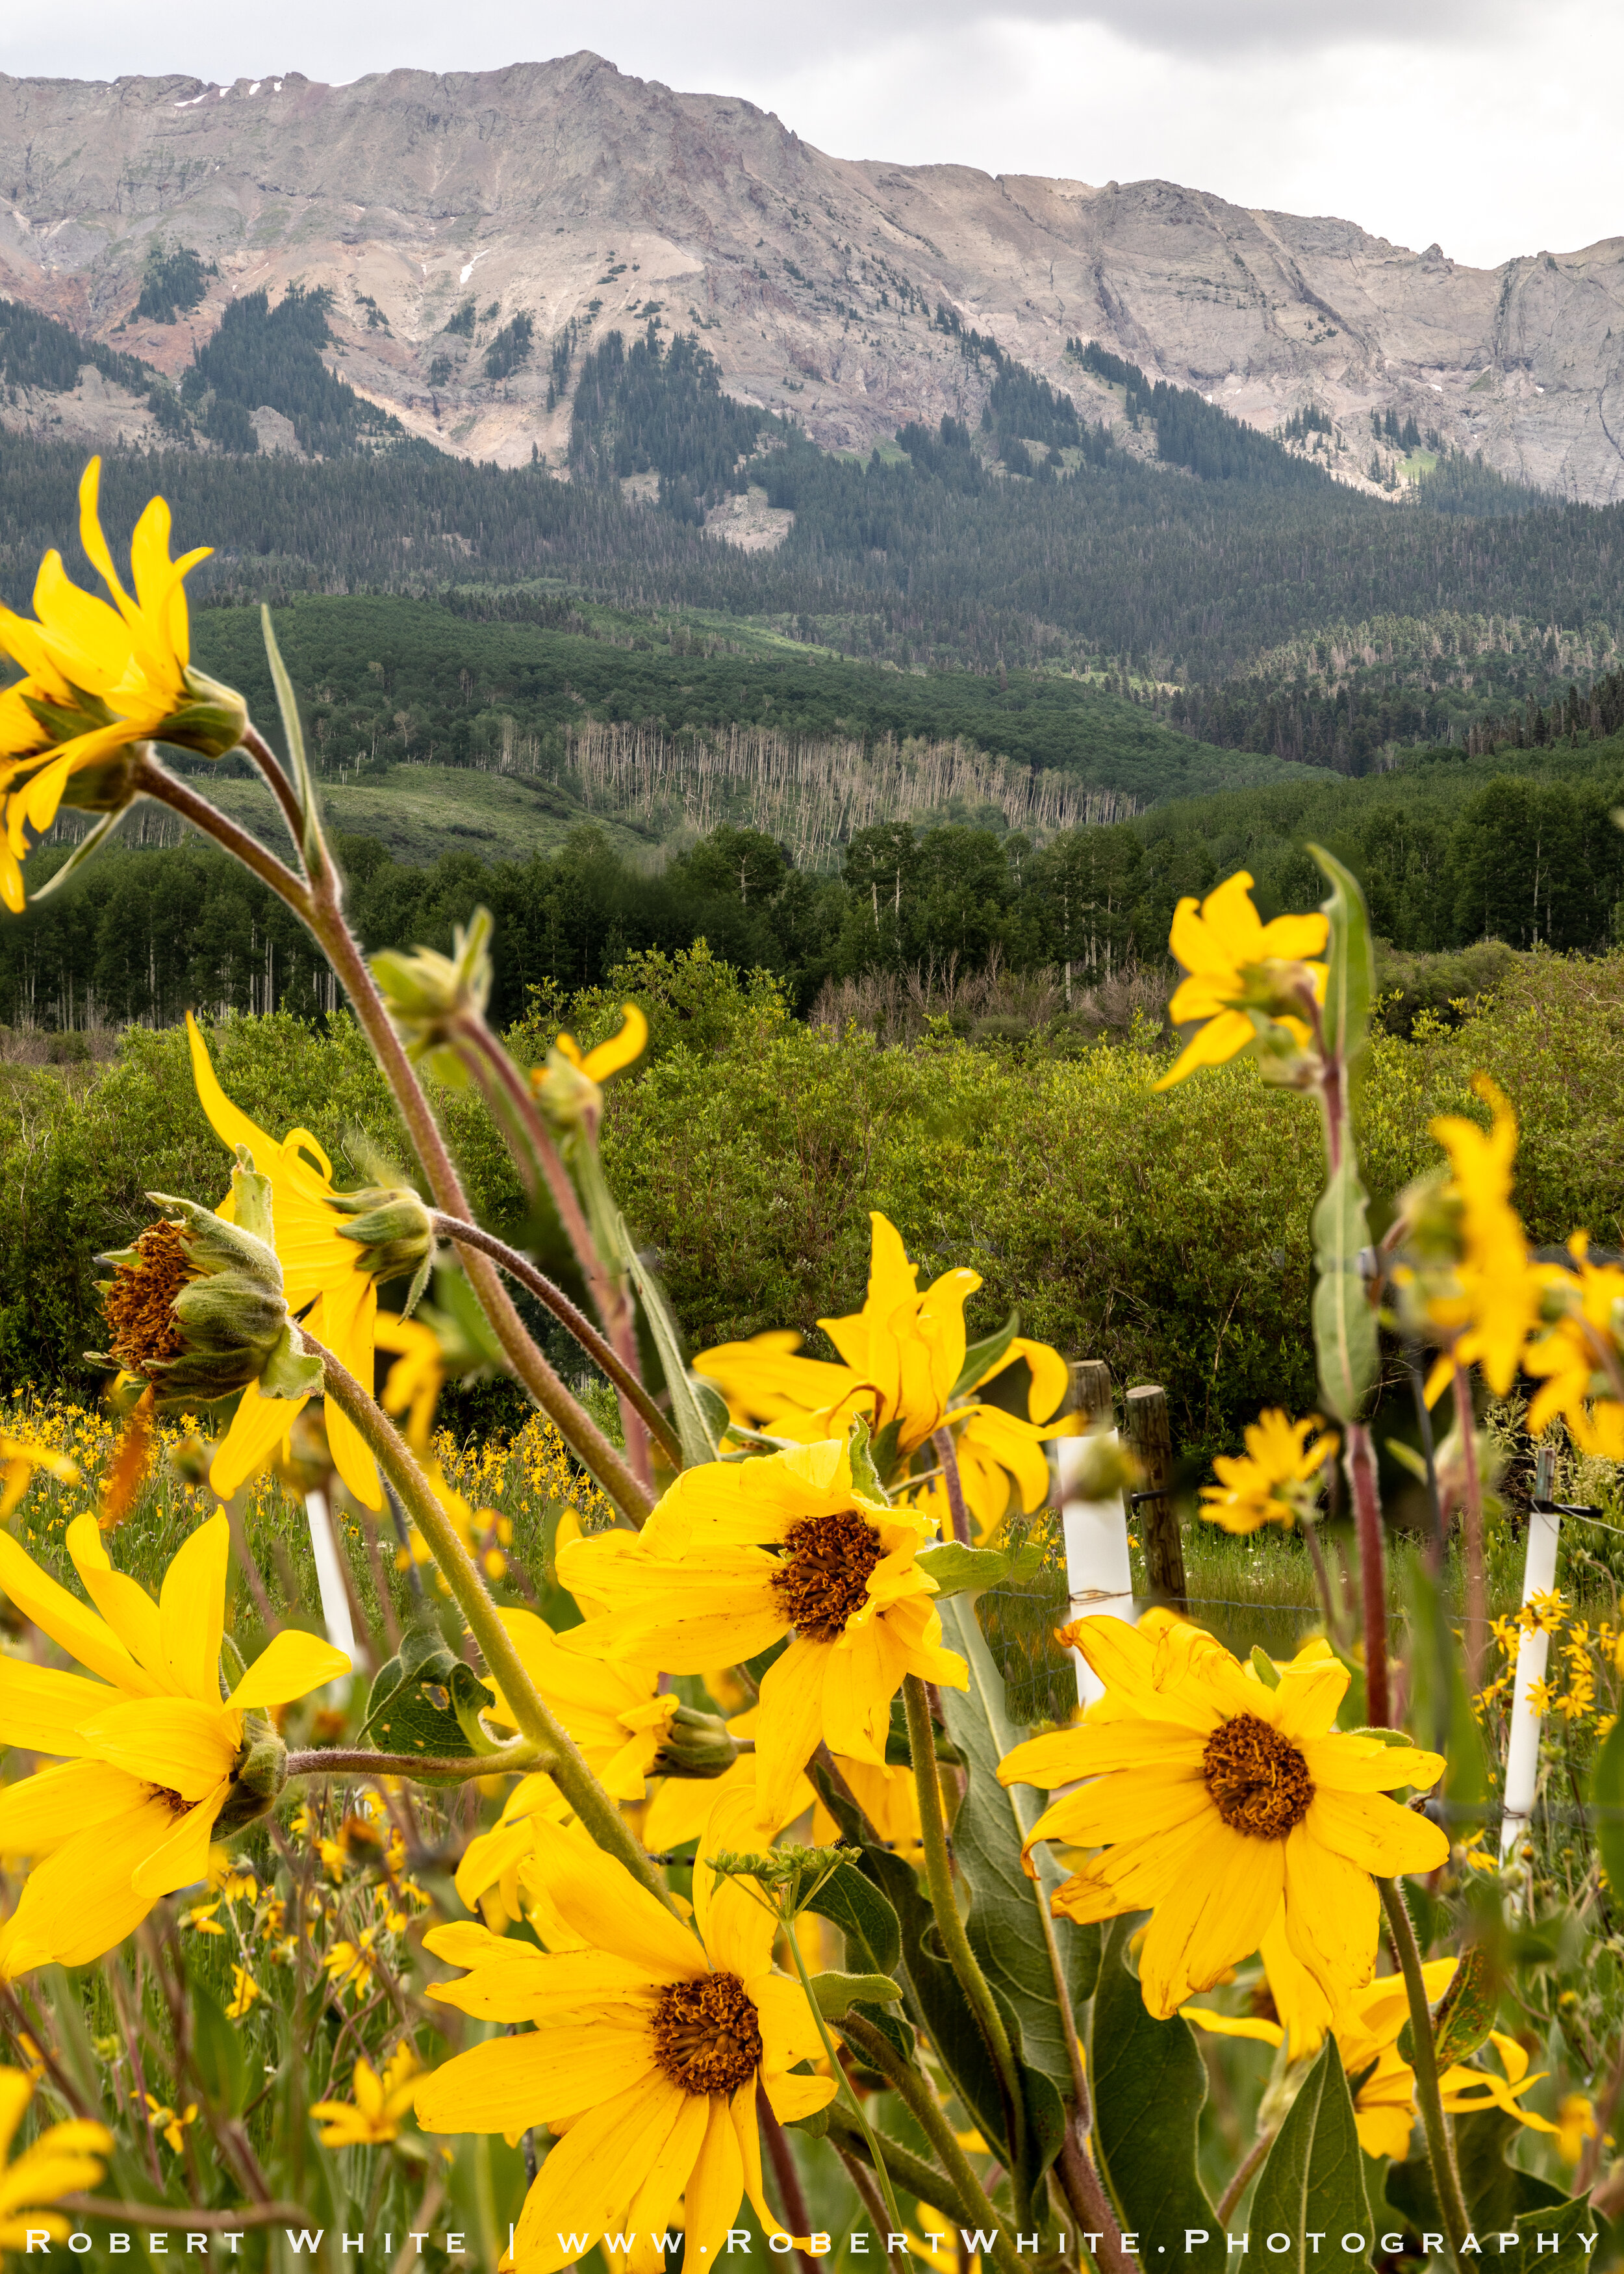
left=778, top=1911, right=904, bottom=2238
left=820, top=2104, right=967, bottom=2232
left=1214, top=2130, right=1276, bottom=2226
left=1345, top=1423, right=1391, bottom=1728
left=138, top=752, right=652, bottom=1520
left=1379, top=1876, right=1467, bottom=2269
left=136, top=755, right=312, bottom=912
left=285, top=1746, right=539, bottom=1782
left=301, top=888, right=654, bottom=1523
left=431, top=1212, right=680, bottom=1468
left=902, top=1674, right=1028, bottom=2195
left=839, top=2012, right=1025, bottom=2274
left=1453, top=1359, right=1488, bottom=1693
left=455, top=1016, right=653, bottom=1484
left=932, top=1425, right=974, bottom=1546
left=240, top=724, right=315, bottom=858
left=311, top=1336, right=678, bottom=1911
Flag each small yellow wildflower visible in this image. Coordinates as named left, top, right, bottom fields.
left=1154, top=870, right=1328, bottom=1090
left=145, top=2096, right=198, bottom=2155
left=1199, top=1409, right=1338, bottom=1534
left=1527, top=1235, right=1624, bottom=1462
left=310, top=2043, right=422, bottom=2147
left=224, top=1965, right=260, bottom=2020
left=1555, top=2095, right=1599, bottom=2165
left=182, top=1901, right=227, bottom=1936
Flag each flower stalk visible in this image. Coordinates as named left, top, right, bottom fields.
left=1378, top=1877, right=1467, bottom=2270
left=902, top=1672, right=1027, bottom=2193
left=308, top=1333, right=675, bottom=1909
left=1345, top=1423, right=1391, bottom=1728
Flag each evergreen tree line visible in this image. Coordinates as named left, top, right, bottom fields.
left=4, top=321, right=1624, bottom=721
left=568, top=327, right=780, bottom=519
left=8, top=728, right=1623, bottom=1035
left=0, top=299, right=160, bottom=405
left=179, top=287, right=405, bottom=457
left=1075, top=342, right=1326, bottom=489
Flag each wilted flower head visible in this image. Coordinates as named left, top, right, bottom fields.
left=92, top=1153, right=322, bottom=1411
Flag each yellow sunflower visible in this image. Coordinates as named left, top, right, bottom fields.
left=998, top=1614, right=1447, bottom=2017
left=1155, top=871, right=1328, bottom=1091
left=0, top=1510, right=347, bottom=1971
left=558, top=1435, right=967, bottom=1825
left=187, top=1012, right=429, bottom=1507
left=415, top=1805, right=834, bottom=2274
left=694, top=1212, right=1076, bottom=1540
left=1525, top=1233, right=1624, bottom=1463
left=0, top=2069, right=112, bottom=2249
left=1407, top=1076, right=1549, bottom=1406
left=0, top=459, right=246, bottom=909
left=1199, top=1409, right=1338, bottom=1535
left=531, top=1003, right=650, bottom=1136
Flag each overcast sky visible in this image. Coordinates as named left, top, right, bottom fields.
left=6, top=1, right=1618, bottom=271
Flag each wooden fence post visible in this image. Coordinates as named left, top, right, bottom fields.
left=1124, top=1383, right=1188, bottom=1613
left=1070, top=1358, right=1115, bottom=1427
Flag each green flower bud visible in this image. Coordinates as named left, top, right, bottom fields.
left=371, top=908, right=493, bottom=1088
left=215, top=1729, right=288, bottom=1834
left=91, top=1149, right=324, bottom=1406
left=158, top=666, right=251, bottom=761
left=333, top=1184, right=435, bottom=1284
left=652, top=1704, right=744, bottom=1780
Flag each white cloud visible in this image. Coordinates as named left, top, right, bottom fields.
left=0, top=0, right=1616, bottom=270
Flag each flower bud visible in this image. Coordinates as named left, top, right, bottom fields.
left=333, top=1184, right=435, bottom=1284
left=652, top=1704, right=744, bottom=1780
left=91, top=1149, right=323, bottom=1407
left=158, top=666, right=250, bottom=761
left=371, top=908, right=493, bottom=1087
left=1065, top=1429, right=1143, bottom=1503
left=215, top=1730, right=288, bottom=1835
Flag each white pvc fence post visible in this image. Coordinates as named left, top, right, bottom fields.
left=304, top=1488, right=361, bottom=1676
left=1499, top=1445, right=1560, bottom=1863
left=1058, top=1361, right=1134, bottom=1709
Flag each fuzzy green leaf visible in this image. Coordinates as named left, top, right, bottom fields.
left=1250, top=2038, right=1371, bottom=2273
left=1090, top=1917, right=1224, bottom=2270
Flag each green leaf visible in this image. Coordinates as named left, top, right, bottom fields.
left=1513, top=2194, right=1608, bottom=2270
left=804, top=1859, right=902, bottom=1976
left=937, top=1596, right=1095, bottom=2102
left=808, top=1971, right=904, bottom=2019
left=1591, top=1710, right=1624, bottom=1908
left=1249, top=2037, right=1371, bottom=2272
left=1456, top=2108, right=1567, bottom=2233
left=1089, top=1917, right=1224, bottom=2272
left=1311, top=1155, right=1377, bottom=1425
left=262, top=602, right=331, bottom=882
left=1309, top=841, right=1375, bottom=1073
left=1406, top=1556, right=1490, bottom=1827
left=613, top=1216, right=718, bottom=1469
left=846, top=1411, right=888, bottom=1501
left=1250, top=1644, right=1282, bottom=1688
left=362, top=1621, right=490, bottom=1774
left=1397, top=1943, right=1497, bottom=2071
left=952, top=1309, right=1021, bottom=1399
left=917, top=1542, right=1021, bottom=1596
left=189, top=1976, right=249, bottom=2116
left=25, top=804, right=131, bottom=902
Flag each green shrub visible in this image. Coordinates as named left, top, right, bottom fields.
left=4, top=948, right=1619, bottom=1465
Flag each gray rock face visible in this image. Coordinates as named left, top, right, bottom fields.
left=2, top=52, right=1621, bottom=498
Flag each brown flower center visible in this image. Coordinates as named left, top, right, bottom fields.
left=1202, top=1712, right=1314, bottom=1839
left=652, top=1973, right=763, bottom=2097
left=103, top=1222, right=194, bottom=1377
left=147, top=1784, right=192, bottom=1821
left=770, top=1511, right=884, bottom=1642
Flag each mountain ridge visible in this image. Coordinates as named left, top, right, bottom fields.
left=1, top=51, right=1622, bottom=497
